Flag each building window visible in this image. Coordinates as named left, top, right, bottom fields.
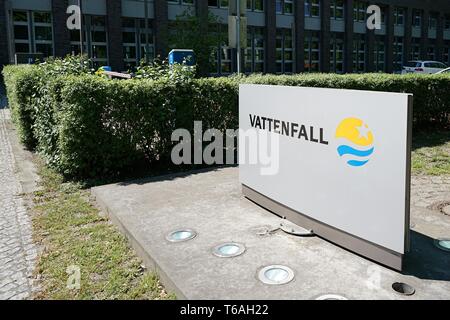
left=353, top=1, right=367, bottom=22
left=305, top=0, right=320, bottom=18
left=394, top=7, right=405, bottom=26
left=330, top=32, right=344, bottom=73
left=330, top=0, right=344, bottom=20
left=352, top=33, right=365, bottom=73
left=445, top=15, right=450, bottom=30
left=70, top=15, right=108, bottom=68
left=427, top=40, right=436, bottom=60
left=218, top=45, right=232, bottom=74
left=412, top=10, right=422, bottom=27
left=70, top=28, right=87, bottom=55
left=139, top=19, right=154, bottom=63
left=276, top=0, right=293, bottom=14
left=122, top=18, right=154, bottom=70
left=90, top=16, right=108, bottom=68
left=168, top=0, right=195, bottom=5
left=409, top=37, right=420, bottom=61
left=444, top=41, right=450, bottom=65
left=122, top=18, right=137, bottom=69
left=12, top=10, right=54, bottom=57
left=393, top=36, right=404, bottom=72
left=429, top=13, right=438, bottom=29
left=380, top=6, right=386, bottom=24
left=276, top=28, right=294, bottom=73
left=13, top=11, right=30, bottom=54
left=208, top=0, right=228, bottom=8
left=245, top=27, right=265, bottom=73
left=304, top=31, right=320, bottom=72
left=247, top=0, right=264, bottom=11
left=33, top=12, right=53, bottom=57
left=373, top=35, right=385, bottom=72
left=209, top=25, right=231, bottom=75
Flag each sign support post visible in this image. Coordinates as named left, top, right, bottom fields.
left=229, top=0, right=247, bottom=74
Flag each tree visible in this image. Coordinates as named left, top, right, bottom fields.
left=169, top=8, right=225, bottom=77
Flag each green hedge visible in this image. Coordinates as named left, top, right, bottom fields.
left=2, top=65, right=449, bottom=178
left=2, top=65, right=238, bottom=178
left=240, top=73, right=450, bottom=126
left=2, top=57, right=92, bottom=150
left=56, top=76, right=238, bottom=177
left=3, top=65, right=41, bottom=149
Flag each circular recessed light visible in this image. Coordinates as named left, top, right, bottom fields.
left=166, top=229, right=197, bottom=242
left=392, top=282, right=415, bottom=296
left=213, top=242, right=246, bottom=258
left=258, top=265, right=294, bottom=285
left=315, top=294, right=348, bottom=300
left=434, top=238, right=450, bottom=252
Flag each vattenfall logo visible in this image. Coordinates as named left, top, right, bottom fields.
left=335, top=117, right=374, bottom=167
left=248, top=114, right=375, bottom=167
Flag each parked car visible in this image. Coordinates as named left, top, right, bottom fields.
left=401, top=61, right=448, bottom=74
left=435, top=67, right=450, bottom=74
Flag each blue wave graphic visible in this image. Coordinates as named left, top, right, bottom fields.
left=337, top=145, right=374, bottom=157
left=347, top=160, right=369, bottom=167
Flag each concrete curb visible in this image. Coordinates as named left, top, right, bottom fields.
left=91, top=187, right=188, bottom=299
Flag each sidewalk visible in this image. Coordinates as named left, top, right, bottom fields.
left=0, top=109, right=37, bottom=300
left=92, top=167, right=450, bottom=300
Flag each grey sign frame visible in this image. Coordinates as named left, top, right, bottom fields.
left=241, top=92, right=413, bottom=272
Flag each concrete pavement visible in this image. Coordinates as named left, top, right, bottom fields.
left=92, top=167, right=450, bottom=300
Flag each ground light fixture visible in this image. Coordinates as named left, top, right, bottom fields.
left=258, top=265, right=295, bottom=285
left=166, top=229, right=197, bottom=242
left=213, top=242, right=246, bottom=258
left=315, top=294, right=348, bottom=300
left=392, top=282, right=415, bottom=296
left=434, top=238, right=450, bottom=252
left=279, top=221, right=314, bottom=237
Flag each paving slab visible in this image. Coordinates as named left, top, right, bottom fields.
left=92, top=167, right=450, bottom=300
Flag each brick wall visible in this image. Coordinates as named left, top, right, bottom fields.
left=385, top=4, right=395, bottom=73
left=320, top=0, right=331, bottom=72
left=294, top=0, right=305, bottom=73
left=154, top=0, right=168, bottom=58
left=52, top=0, right=71, bottom=58
left=344, top=0, right=354, bottom=73
left=265, top=0, right=276, bottom=73
left=106, top=0, right=124, bottom=71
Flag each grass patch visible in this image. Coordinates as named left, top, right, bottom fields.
left=412, top=130, right=450, bottom=176
left=32, top=159, right=175, bottom=300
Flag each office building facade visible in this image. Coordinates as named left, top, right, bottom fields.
left=1, top=0, right=450, bottom=75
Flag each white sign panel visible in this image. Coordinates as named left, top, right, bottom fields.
left=239, top=85, right=411, bottom=266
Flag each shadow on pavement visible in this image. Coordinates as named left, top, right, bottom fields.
left=117, top=165, right=235, bottom=187
left=403, top=230, right=450, bottom=282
